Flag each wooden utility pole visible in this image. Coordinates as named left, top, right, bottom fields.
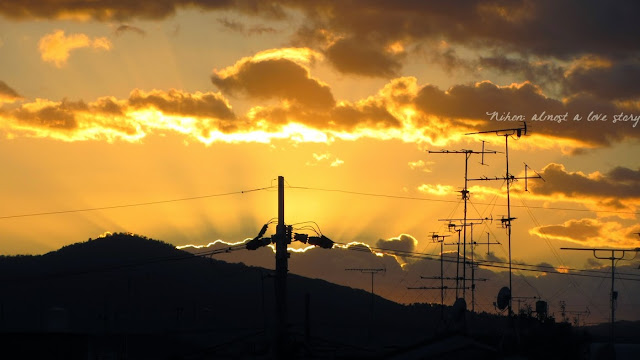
left=275, top=176, right=288, bottom=358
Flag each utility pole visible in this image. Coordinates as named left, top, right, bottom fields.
left=245, top=176, right=335, bottom=357
left=561, top=247, right=639, bottom=346
left=275, top=176, right=288, bottom=358
left=428, top=148, right=496, bottom=304
left=466, top=122, right=542, bottom=316
left=345, top=268, right=385, bottom=341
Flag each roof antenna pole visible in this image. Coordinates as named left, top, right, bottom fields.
left=466, top=122, right=542, bottom=317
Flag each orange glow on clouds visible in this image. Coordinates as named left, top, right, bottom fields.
left=39, top=30, right=111, bottom=67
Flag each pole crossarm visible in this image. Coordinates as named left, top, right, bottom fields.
left=468, top=175, right=542, bottom=181
left=440, top=217, right=491, bottom=223
left=465, top=122, right=527, bottom=137
left=561, top=247, right=640, bottom=259
left=408, top=286, right=470, bottom=290
left=561, top=246, right=640, bottom=346
left=345, top=268, right=385, bottom=273
left=420, top=276, right=488, bottom=281
left=428, top=150, right=497, bottom=155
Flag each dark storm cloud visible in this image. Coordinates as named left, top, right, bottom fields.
left=478, top=56, right=565, bottom=86
left=413, top=81, right=640, bottom=147
left=0, top=0, right=231, bottom=21
left=0, top=0, right=292, bottom=22
left=415, top=81, right=562, bottom=120
left=5, top=1, right=637, bottom=61
left=5, top=1, right=639, bottom=82
left=211, top=58, right=336, bottom=109
left=564, top=59, right=640, bottom=101
left=608, top=167, right=640, bottom=184
left=288, top=1, right=640, bottom=59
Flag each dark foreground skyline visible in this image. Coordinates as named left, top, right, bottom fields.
left=0, top=232, right=637, bottom=359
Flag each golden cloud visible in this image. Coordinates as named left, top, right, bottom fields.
left=531, top=218, right=640, bottom=248
left=0, top=89, right=237, bottom=142
left=38, top=30, right=112, bottom=67
left=211, top=48, right=334, bottom=109
left=1, top=44, right=637, bottom=152
left=525, top=163, right=640, bottom=216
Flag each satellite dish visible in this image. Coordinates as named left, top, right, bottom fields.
left=496, top=286, right=511, bottom=310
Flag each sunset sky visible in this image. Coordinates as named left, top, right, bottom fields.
left=1, top=1, right=639, bottom=322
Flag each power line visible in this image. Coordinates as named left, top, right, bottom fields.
left=288, top=185, right=639, bottom=216
left=338, top=242, right=640, bottom=281
left=0, top=186, right=274, bottom=220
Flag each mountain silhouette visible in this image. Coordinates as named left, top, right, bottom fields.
left=0, top=233, right=615, bottom=359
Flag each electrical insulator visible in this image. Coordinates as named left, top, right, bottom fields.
left=294, top=233, right=308, bottom=243
left=256, top=224, right=268, bottom=238
left=247, top=223, right=272, bottom=250
left=308, top=235, right=334, bottom=249
left=246, top=236, right=272, bottom=250
left=286, top=225, right=293, bottom=244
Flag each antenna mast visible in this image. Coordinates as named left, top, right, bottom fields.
left=466, top=122, right=542, bottom=316
left=440, top=217, right=491, bottom=301
left=428, top=147, right=496, bottom=304
left=345, top=268, right=385, bottom=341
left=560, top=246, right=639, bottom=346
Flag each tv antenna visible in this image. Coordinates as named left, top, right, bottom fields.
left=441, top=218, right=491, bottom=300
left=428, top=145, right=497, bottom=306
left=345, top=267, right=385, bottom=342
left=511, top=295, right=539, bottom=315
left=466, top=122, right=544, bottom=316
left=559, top=302, right=591, bottom=327
left=427, top=233, right=450, bottom=306
left=560, top=247, right=639, bottom=346
left=475, top=232, right=501, bottom=256
left=469, top=231, right=499, bottom=312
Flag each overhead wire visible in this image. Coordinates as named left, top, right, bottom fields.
left=335, top=242, right=640, bottom=281
left=287, top=185, right=640, bottom=216
left=0, top=186, right=274, bottom=220
left=515, top=193, right=605, bottom=318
